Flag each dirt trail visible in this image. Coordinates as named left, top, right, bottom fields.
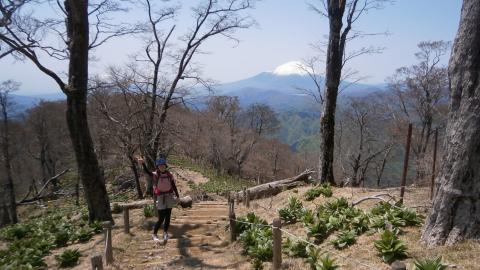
left=49, top=167, right=249, bottom=270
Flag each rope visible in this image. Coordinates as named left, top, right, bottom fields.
left=229, top=218, right=273, bottom=229
left=279, top=228, right=381, bottom=270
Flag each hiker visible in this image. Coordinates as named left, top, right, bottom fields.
left=137, top=157, right=180, bottom=242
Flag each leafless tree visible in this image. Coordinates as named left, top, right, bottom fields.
left=114, top=0, right=255, bottom=194
left=388, top=41, right=450, bottom=183
left=309, top=0, right=389, bottom=185
left=338, top=98, right=393, bottom=186
left=422, top=0, right=480, bottom=246
left=0, top=0, right=138, bottom=222
left=0, top=79, right=19, bottom=227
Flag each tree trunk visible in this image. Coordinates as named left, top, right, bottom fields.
left=128, top=155, right=144, bottom=199
left=421, top=0, right=480, bottom=246
left=318, top=1, right=346, bottom=186
left=64, top=0, right=112, bottom=222
left=0, top=95, right=17, bottom=227
left=235, top=170, right=314, bottom=200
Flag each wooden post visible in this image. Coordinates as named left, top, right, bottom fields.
left=123, top=207, right=130, bottom=234
left=400, top=123, right=412, bottom=204
left=246, top=189, right=250, bottom=208
left=272, top=218, right=282, bottom=270
left=102, top=221, right=114, bottom=265
left=243, top=187, right=247, bottom=206
left=430, top=128, right=438, bottom=201
left=229, top=198, right=237, bottom=242
left=90, top=254, right=103, bottom=270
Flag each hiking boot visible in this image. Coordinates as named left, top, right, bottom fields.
left=152, top=234, right=160, bottom=242
left=163, top=232, right=169, bottom=241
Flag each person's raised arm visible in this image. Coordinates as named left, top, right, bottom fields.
left=137, top=157, right=153, bottom=177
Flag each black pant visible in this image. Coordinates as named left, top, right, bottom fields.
left=154, top=208, right=172, bottom=235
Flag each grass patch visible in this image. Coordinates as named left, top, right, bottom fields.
left=170, top=155, right=252, bottom=193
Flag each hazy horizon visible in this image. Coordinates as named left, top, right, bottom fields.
left=1, top=0, right=462, bottom=95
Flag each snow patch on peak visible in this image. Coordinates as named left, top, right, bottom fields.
left=272, top=61, right=309, bottom=76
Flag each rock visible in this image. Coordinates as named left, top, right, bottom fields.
left=391, top=261, right=407, bottom=270
left=179, top=196, right=193, bottom=208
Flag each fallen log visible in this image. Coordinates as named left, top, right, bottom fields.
left=235, top=169, right=315, bottom=201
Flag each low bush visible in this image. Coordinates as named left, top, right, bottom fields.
left=374, top=230, right=408, bottom=263
left=55, top=249, right=81, bottom=268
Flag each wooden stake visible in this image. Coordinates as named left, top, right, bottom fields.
left=123, top=207, right=130, bottom=234
left=246, top=189, right=250, bottom=208
left=229, top=199, right=237, bottom=242
left=430, top=128, right=438, bottom=201
left=90, top=254, right=103, bottom=270
left=102, top=221, right=114, bottom=265
left=400, top=123, right=413, bottom=204
left=272, top=218, right=282, bottom=270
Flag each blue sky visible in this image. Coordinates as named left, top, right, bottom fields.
left=0, top=0, right=462, bottom=95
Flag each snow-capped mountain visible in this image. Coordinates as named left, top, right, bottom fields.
left=214, top=61, right=385, bottom=110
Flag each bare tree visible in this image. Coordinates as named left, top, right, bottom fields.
left=0, top=79, right=19, bottom=227
left=0, top=0, right=137, bottom=222
left=388, top=41, right=450, bottom=183
left=422, top=0, right=480, bottom=246
left=117, top=0, right=255, bottom=194
left=338, top=98, right=393, bottom=186
left=310, top=0, right=389, bottom=185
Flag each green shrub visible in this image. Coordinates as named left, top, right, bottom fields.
left=55, top=249, right=81, bottom=268
left=111, top=203, right=123, bottom=214
left=324, top=197, right=349, bottom=214
left=89, top=221, right=104, bottom=234
left=235, top=212, right=268, bottom=235
left=75, top=227, right=93, bottom=243
left=306, top=246, right=339, bottom=270
left=305, top=183, right=333, bottom=201
left=331, top=230, right=356, bottom=249
left=306, top=218, right=331, bottom=243
left=239, top=226, right=273, bottom=270
left=302, top=209, right=315, bottom=225
left=283, top=238, right=308, bottom=258
left=0, top=223, right=33, bottom=240
left=143, top=204, right=155, bottom=218
left=279, top=197, right=305, bottom=223
left=54, top=230, right=71, bottom=247
left=374, top=230, right=408, bottom=263
left=413, top=256, right=447, bottom=270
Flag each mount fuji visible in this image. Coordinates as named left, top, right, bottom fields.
left=213, top=61, right=385, bottom=111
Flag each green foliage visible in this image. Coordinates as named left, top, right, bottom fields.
left=283, top=238, right=309, bottom=258
left=305, top=183, right=333, bottom=201
left=0, top=207, right=100, bottom=269
left=306, top=218, right=331, bottom=243
left=0, top=223, right=33, bottom=241
left=54, top=230, right=71, bottom=247
left=74, top=227, right=93, bottom=243
left=89, top=221, right=104, bottom=234
left=306, top=246, right=339, bottom=270
left=143, top=204, right=155, bottom=218
left=239, top=226, right=273, bottom=270
left=374, top=230, right=408, bottom=263
left=331, top=230, right=356, bottom=249
left=413, top=256, right=448, bottom=270
left=302, top=209, right=315, bottom=225
left=279, top=197, right=305, bottom=223
left=235, top=212, right=268, bottom=235
left=369, top=202, right=423, bottom=232
left=324, top=197, right=349, bottom=214
left=55, top=249, right=81, bottom=268
left=170, top=155, right=252, bottom=193
left=111, top=203, right=123, bottom=214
